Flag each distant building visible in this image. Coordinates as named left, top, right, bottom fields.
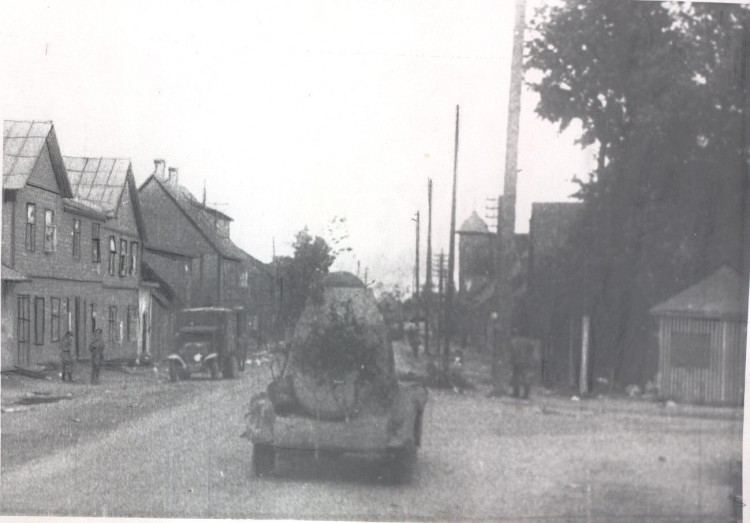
left=2, top=121, right=147, bottom=369
left=650, top=265, right=747, bottom=406
left=457, top=211, right=495, bottom=294
left=138, top=160, right=274, bottom=350
left=526, top=202, right=584, bottom=386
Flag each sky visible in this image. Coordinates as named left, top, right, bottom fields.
left=0, top=0, right=595, bottom=291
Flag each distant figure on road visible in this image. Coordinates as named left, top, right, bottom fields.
left=60, top=331, right=74, bottom=382
left=510, top=337, right=537, bottom=399
left=406, top=321, right=420, bottom=358
left=89, top=328, right=105, bottom=385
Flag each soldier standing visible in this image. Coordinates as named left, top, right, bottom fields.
left=510, top=336, right=536, bottom=399
left=89, top=328, right=105, bottom=385
left=60, top=331, right=74, bottom=382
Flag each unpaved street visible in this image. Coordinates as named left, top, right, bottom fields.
left=0, top=363, right=743, bottom=522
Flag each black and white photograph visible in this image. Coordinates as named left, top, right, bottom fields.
left=0, top=0, right=748, bottom=521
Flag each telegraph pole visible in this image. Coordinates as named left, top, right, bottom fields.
left=443, top=105, right=460, bottom=375
left=413, top=211, right=420, bottom=301
left=425, top=178, right=433, bottom=354
left=437, top=250, right=445, bottom=344
left=493, top=0, right=526, bottom=393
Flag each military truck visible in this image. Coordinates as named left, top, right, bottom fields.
left=167, top=307, right=247, bottom=381
left=242, top=272, right=428, bottom=482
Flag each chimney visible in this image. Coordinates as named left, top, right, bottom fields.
left=153, top=159, right=166, bottom=181
left=167, top=167, right=179, bottom=185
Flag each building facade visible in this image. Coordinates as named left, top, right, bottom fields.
left=2, top=121, right=146, bottom=369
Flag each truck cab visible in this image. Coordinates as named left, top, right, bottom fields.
left=167, top=307, right=247, bottom=381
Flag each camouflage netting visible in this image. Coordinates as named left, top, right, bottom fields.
left=286, top=272, right=397, bottom=420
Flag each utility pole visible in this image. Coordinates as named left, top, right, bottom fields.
left=413, top=211, right=420, bottom=301
left=425, top=178, right=433, bottom=354
left=437, top=250, right=445, bottom=345
left=493, top=0, right=527, bottom=393
left=443, top=105, right=460, bottom=375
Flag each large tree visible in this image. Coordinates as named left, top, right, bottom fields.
left=525, top=1, right=748, bottom=386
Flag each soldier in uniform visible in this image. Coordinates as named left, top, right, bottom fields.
left=60, top=331, right=74, bottom=382
left=89, top=328, right=105, bottom=385
left=510, top=336, right=537, bottom=399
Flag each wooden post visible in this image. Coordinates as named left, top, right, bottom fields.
left=413, top=211, right=420, bottom=301
left=437, top=251, right=445, bottom=343
left=580, top=315, right=590, bottom=395
left=443, top=105, right=460, bottom=374
left=425, top=179, right=433, bottom=355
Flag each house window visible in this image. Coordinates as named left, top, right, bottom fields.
left=240, top=271, right=249, bottom=288
left=72, top=219, right=81, bottom=259
left=129, top=241, right=138, bottom=276
left=671, top=332, right=710, bottom=369
left=17, top=295, right=30, bottom=344
left=25, top=203, right=36, bottom=252
left=108, top=306, right=118, bottom=342
left=90, top=303, right=97, bottom=334
left=44, top=209, right=56, bottom=252
left=51, top=298, right=61, bottom=342
left=119, top=239, right=127, bottom=276
left=108, top=236, right=116, bottom=275
left=34, top=297, right=45, bottom=345
left=92, top=223, right=101, bottom=263
left=127, top=306, right=138, bottom=342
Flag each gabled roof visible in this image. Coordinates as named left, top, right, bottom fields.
left=63, top=157, right=130, bottom=214
left=651, top=265, right=748, bottom=319
left=64, top=156, right=148, bottom=243
left=141, top=175, right=245, bottom=261
left=3, top=120, right=72, bottom=196
left=458, top=211, right=491, bottom=234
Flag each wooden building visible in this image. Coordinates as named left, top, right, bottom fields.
left=650, top=265, right=747, bottom=406
left=138, top=160, right=274, bottom=349
left=2, top=121, right=147, bottom=369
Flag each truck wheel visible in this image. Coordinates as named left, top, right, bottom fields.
left=223, top=355, right=238, bottom=379
left=384, top=447, right=416, bottom=484
left=209, top=360, right=219, bottom=380
left=252, top=444, right=275, bottom=476
left=168, top=361, right=179, bottom=382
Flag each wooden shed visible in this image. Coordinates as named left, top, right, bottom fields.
left=650, top=266, right=747, bottom=406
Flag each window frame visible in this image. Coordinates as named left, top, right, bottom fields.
left=129, top=241, right=138, bottom=276
left=108, top=306, right=118, bottom=342
left=25, top=203, right=36, bottom=252
left=72, top=219, right=81, bottom=260
left=34, top=296, right=45, bottom=345
left=108, top=236, right=116, bottom=275
left=92, top=223, right=101, bottom=263
left=17, top=295, right=30, bottom=344
left=119, top=239, right=127, bottom=277
left=50, top=297, right=61, bottom=342
left=44, top=209, right=56, bottom=253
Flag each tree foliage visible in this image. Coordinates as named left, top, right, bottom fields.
left=525, top=1, right=748, bottom=386
left=277, top=227, right=336, bottom=330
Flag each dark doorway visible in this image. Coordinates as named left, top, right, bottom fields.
left=74, top=297, right=81, bottom=360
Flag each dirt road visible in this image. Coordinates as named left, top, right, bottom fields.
left=0, top=364, right=742, bottom=521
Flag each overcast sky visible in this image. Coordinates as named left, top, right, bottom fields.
left=1, top=0, right=595, bottom=291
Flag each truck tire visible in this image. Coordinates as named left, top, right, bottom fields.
left=209, top=360, right=219, bottom=380
left=252, top=444, right=275, bottom=476
left=384, top=446, right=416, bottom=484
left=168, top=361, right=179, bottom=382
left=223, top=355, right=238, bottom=379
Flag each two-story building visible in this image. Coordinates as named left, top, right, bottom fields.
left=138, top=160, right=274, bottom=356
left=1, top=120, right=147, bottom=369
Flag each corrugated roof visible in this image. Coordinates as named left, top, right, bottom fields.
left=651, top=265, right=748, bottom=319
left=63, top=156, right=131, bottom=214
left=151, top=176, right=246, bottom=261
left=458, top=211, right=491, bottom=234
left=3, top=120, right=72, bottom=195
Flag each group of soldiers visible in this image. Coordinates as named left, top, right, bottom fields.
left=406, top=321, right=538, bottom=398
left=59, top=328, right=106, bottom=384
